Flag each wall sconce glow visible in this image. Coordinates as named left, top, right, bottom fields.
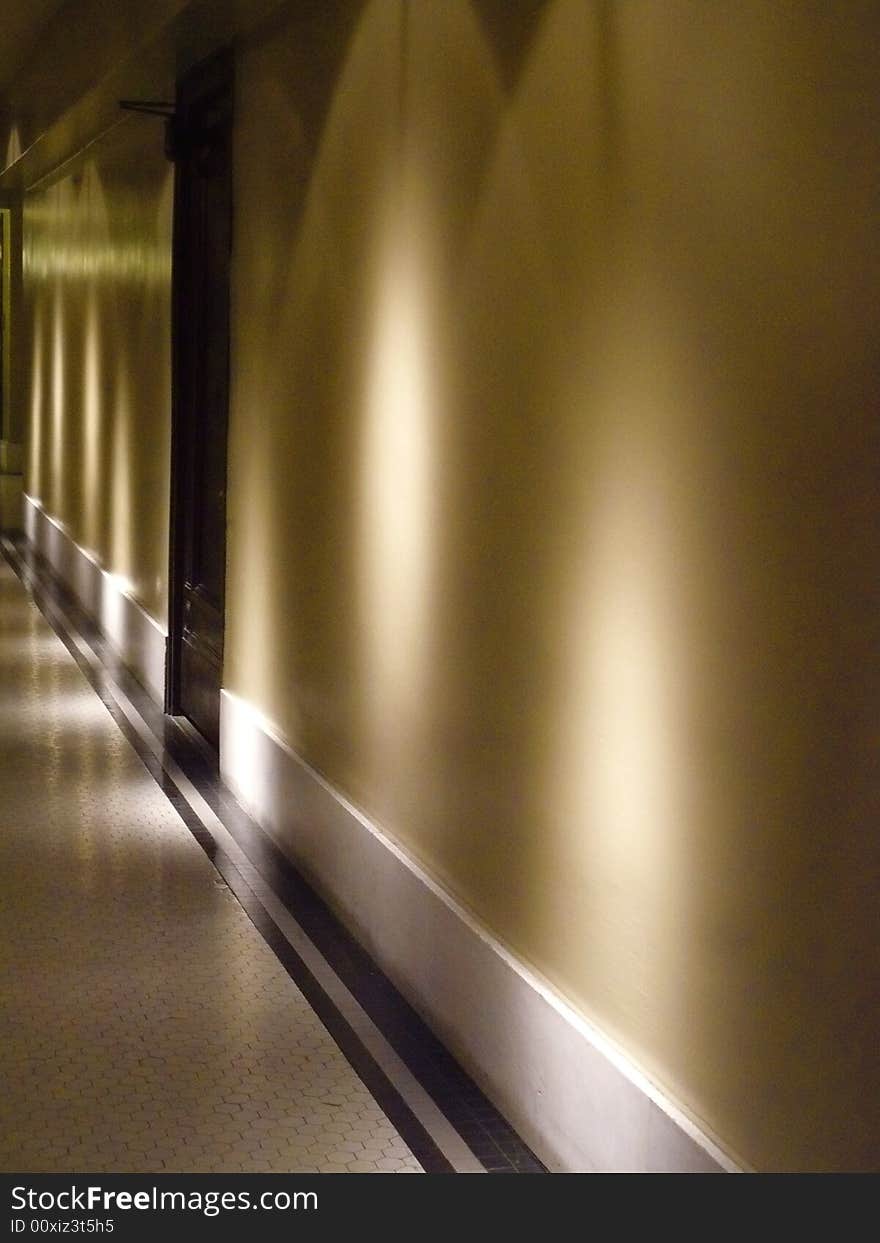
left=82, top=294, right=102, bottom=547
left=25, top=240, right=172, bottom=284
left=110, top=359, right=133, bottom=584
left=219, top=689, right=289, bottom=805
left=105, top=570, right=135, bottom=597
left=572, top=433, right=682, bottom=849
left=6, top=125, right=22, bottom=167
left=360, top=220, right=436, bottom=746
left=51, top=289, right=66, bottom=515
left=29, top=316, right=44, bottom=501
left=555, top=419, right=688, bottom=1015
left=99, top=568, right=135, bottom=647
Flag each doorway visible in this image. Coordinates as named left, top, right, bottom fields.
left=167, top=50, right=234, bottom=748
left=0, top=208, right=10, bottom=442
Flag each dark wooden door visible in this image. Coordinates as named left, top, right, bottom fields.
left=168, top=51, right=233, bottom=748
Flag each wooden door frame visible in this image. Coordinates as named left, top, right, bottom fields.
left=0, top=207, right=10, bottom=444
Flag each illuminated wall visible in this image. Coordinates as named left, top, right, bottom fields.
left=225, top=0, right=880, bottom=1171
left=23, top=116, right=173, bottom=623
left=13, top=0, right=879, bottom=1171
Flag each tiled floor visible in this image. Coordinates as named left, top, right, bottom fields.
left=0, top=544, right=546, bottom=1175
left=0, top=554, right=420, bottom=1174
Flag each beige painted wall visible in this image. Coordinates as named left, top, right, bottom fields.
left=23, top=115, right=173, bottom=623
left=14, top=0, right=880, bottom=1172
left=225, top=0, right=880, bottom=1170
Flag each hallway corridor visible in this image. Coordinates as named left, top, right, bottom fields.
left=0, top=542, right=547, bottom=1176
left=0, top=552, right=430, bottom=1174
left=3, top=0, right=877, bottom=1177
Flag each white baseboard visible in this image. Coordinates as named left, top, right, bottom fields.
left=219, top=688, right=742, bottom=1173
left=17, top=488, right=741, bottom=1170
left=23, top=494, right=167, bottom=705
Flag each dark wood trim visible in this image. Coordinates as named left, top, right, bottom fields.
left=166, top=47, right=234, bottom=725
left=166, top=121, right=187, bottom=714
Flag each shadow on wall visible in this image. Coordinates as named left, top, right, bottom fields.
left=228, top=0, right=640, bottom=1056
left=15, top=0, right=880, bottom=1174
left=24, top=114, right=173, bottom=624
left=226, top=0, right=880, bottom=1172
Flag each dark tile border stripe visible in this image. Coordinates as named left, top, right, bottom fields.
left=1, top=534, right=547, bottom=1175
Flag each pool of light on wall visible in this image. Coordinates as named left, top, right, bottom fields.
left=360, top=211, right=437, bottom=755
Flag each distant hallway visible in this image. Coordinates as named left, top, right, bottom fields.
left=0, top=547, right=541, bottom=1174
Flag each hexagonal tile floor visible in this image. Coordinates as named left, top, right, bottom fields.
left=0, top=556, right=422, bottom=1174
